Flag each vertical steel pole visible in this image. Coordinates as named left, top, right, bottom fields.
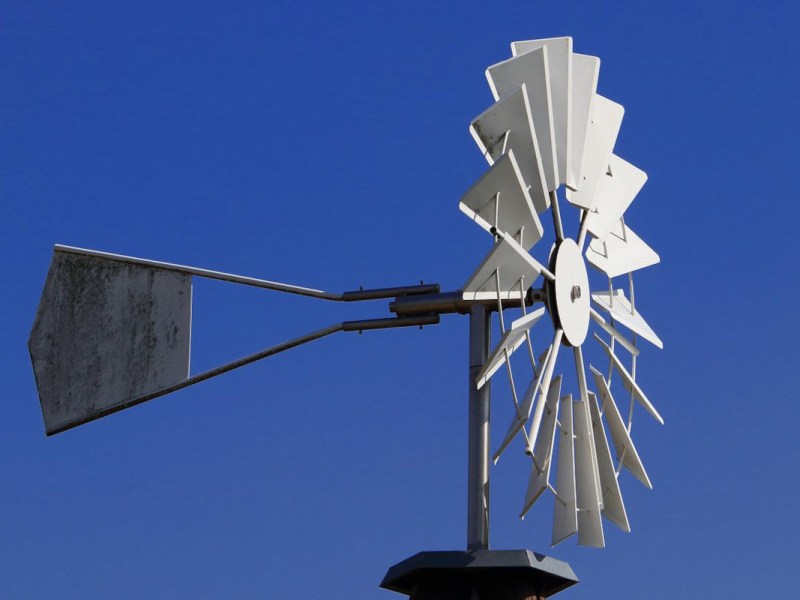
left=467, top=303, right=491, bottom=551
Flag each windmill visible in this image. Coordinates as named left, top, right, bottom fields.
left=29, top=37, right=661, bottom=599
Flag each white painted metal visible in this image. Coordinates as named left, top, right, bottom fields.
left=456, top=37, right=662, bottom=549
left=573, top=398, right=605, bottom=548
left=494, top=329, right=562, bottom=462
left=552, top=395, right=577, bottom=545
left=462, top=237, right=542, bottom=301
left=590, top=366, right=652, bottom=488
left=585, top=155, right=647, bottom=242
left=589, top=307, right=640, bottom=356
left=469, top=86, right=550, bottom=215
left=525, top=328, right=565, bottom=454
left=553, top=239, right=591, bottom=346
left=586, top=223, right=660, bottom=278
left=573, top=345, right=602, bottom=513
left=459, top=150, right=544, bottom=250
left=510, top=37, right=572, bottom=188
left=592, top=289, right=663, bottom=349
left=595, top=335, right=664, bottom=424
left=567, top=53, right=601, bottom=191
left=476, top=307, right=546, bottom=389
left=588, top=392, right=630, bottom=532
left=566, top=95, right=624, bottom=210
left=29, top=251, right=192, bottom=435
left=486, top=47, right=559, bottom=191
left=521, top=376, right=562, bottom=516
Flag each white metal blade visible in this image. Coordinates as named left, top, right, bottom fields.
left=586, top=222, right=660, bottom=278
left=574, top=397, right=605, bottom=548
left=510, top=37, right=572, bottom=188
left=567, top=53, right=600, bottom=191
left=486, top=47, right=559, bottom=191
left=552, top=395, right=577, bottom=545
left=525, top=328, right=564, bottom=453
left=589, top=308, right=640, bottom=356
left=588, top=391, right=630, bottom=532
left=463, top=236, right=542, bottom=301
left=469, top=85, right=550, bottom=215
left=566, top=95, right=624, bottom=210
left=521, top=375, right=562, bottom=516
left=476, top=307, right=546, bottom=389
left=459, top=149, right=544, bottom=251
left=494, top=329, right=561, bottom=461
left=585, top=155, right=647, bottom=242
left=590, top=366, right=652, bottom=488
left=592, top=289, right=663, bottom=349
left=29, top=249, right=192, bottom=435
left=574, top=345, right=602, bottom=513
left=595, top=335, right=664, bottom=425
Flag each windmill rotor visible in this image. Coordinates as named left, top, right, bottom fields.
left=450, top=36, right=663, bottom=548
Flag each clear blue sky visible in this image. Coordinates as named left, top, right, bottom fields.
left=2, top=2, right=797, bottom=598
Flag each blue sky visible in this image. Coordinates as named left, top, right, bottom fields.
left=2, top=2, right=797, bottom=598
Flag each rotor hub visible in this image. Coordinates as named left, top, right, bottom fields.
left=549, top=238, right=590, bottom=347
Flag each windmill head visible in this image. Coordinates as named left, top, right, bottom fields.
left=28, top=35, right=665, bottom=555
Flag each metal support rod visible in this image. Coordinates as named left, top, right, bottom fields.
left=467, top=303, right=491, bottom=551
left=341, top=284, right=439, bottom=301
left=47, top=315, right=437, bottom=436
left=549, top=190, right=565, bottom=242
left=54, top=244, right=438, bottom=302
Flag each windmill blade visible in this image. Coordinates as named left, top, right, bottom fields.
left=595, top=335, right=664, bottom=424
left=476, top=307, right=546, bottom=389
left=463, top=236, right=541, bottom=301
left=584, top=155, right=647, bottom=242
left=552, top=395, right=577, bottom=545
left=590, top=366, right=652, bottom=488
left=29, top=248, right=192, bottom=435
left=486, top=46, right=559, bottom=191
left=586, top=222, right=660, bottom=278
left=588, top=392, right=630, bottom=532
left=589, top=307, right=640, bottom=356
left=511, top=37, right=572, bottom=188
left=592, top=289, right=663, bottom=349
left=469, top=85, right=550, bottom=215
left=459, top=149, right=544, bottom=250
left=521, top=376, right=563, bottom=516
left=567, top=53, right=601, bottom=191
left=573, top=397, right=605, bottom=548
left=573, top=345, right=601, bottom=500
left=525, top=328, right=565, bottom=453
left=566, top=95, right=624, bottom=211
left=494, top=329, right=562, bottom=461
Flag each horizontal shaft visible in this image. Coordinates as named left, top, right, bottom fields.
left=390, top=290, right=543, bottom=317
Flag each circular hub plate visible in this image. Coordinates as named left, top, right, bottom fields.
left=553, top=239, right=590, bottom=346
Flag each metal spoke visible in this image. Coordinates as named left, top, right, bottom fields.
left=550, top=189, right=565, bottom=242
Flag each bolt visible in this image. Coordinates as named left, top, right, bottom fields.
left=571, top=285, right=581, bottom=302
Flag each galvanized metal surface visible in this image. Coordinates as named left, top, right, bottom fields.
left=467, top=303, right=491, bottom=551
left=29, top=250, right=192, bottom=435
